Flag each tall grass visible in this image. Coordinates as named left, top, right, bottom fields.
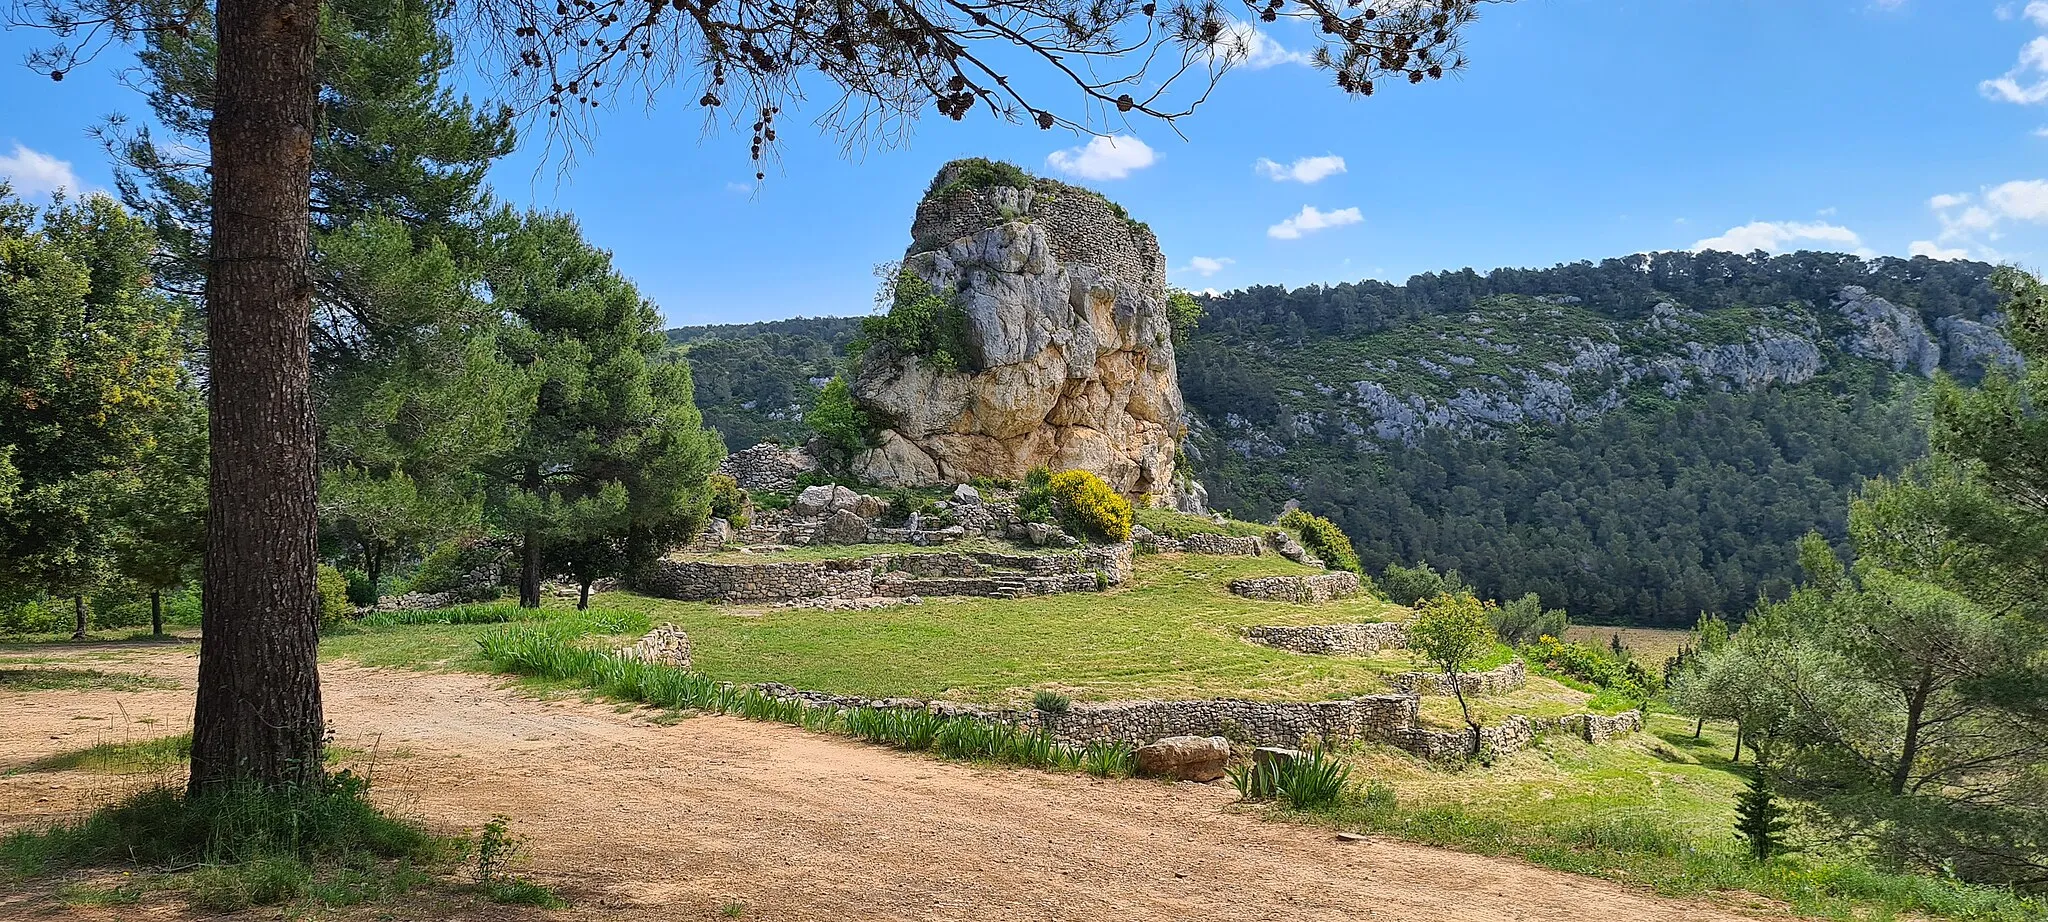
left=475, top=625, right=1136, bottom=777
left=1228, top=748, right=1353, bottom=811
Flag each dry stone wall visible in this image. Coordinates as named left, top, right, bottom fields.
left=1229, top=572, right=1361, bottom=603
left=634, top=544, right=1132, bottom=604
left=1387, top=660, right=1528, bottom=697
left=1244, top=622, right=1410, bottom=655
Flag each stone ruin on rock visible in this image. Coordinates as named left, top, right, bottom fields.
left=850, top=160, right=1187, bottom=498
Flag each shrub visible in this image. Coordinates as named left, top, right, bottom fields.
left=1492, top=592, right=1568, bottom=646
left=0, top=597, right=65, bottom=635
left=804, top=377, right=871, bottom=456
left=1047, top=470, right=1133, bottom=543
left=1166, top=289, right=1204, bottom=344
left=316, top=565, right=353, bottom=627
left=409, top=537, right=509, bottom=600
left=1032, top=689, right=1071, bottom=714
left=1527, top=635, right=1658, bottom=696
left=342, top=568, right=378, bottom=607
left=705, top=473, right=751, bottom=529
left=1017, top=466, right=1055, bottom=523
left=924, top=158, right=1033, bottom=199
left=1279, top=509, right=1362, bottom=574
left=1229, top=748, right=1354, bottom=811
left=852, top=269, right=974, bottom=373
left=1379, top=559, right=1465, bottom=606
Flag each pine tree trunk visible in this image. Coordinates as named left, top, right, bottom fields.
left=1891, top=666, right=1934, bottom=796
left=72, top=595, right=87, bottom=640
left=188, top=0, right=325, bottom=794
left=151, top=590, right=163, bottom=636
left=518, top=462, right=542, bottom=609
left=577, top=578, right=591, bottom=610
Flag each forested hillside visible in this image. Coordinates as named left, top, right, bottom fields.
left=1181, top=251, right=2014, bottom=625
left=667, top=317, right=862, bottom=447
left=671, top=251, right=2019, bottom=626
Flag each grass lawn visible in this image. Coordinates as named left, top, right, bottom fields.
left=1563, top=625, right=1694, bottom=667
left=1276, top=713, right=2045, bottom=922
left=325, top=553, right=1485, bottom=707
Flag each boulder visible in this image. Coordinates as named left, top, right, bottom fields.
left=819, top=509, right=870, bottom=545
left=951, top=483, right=983, bottom=505
left=791, top=485, right=842, bottom=518
left=850, top=160, right=1184, bottom=498
left=1135, top=735, right=1230, bottom=782
left=1253, top=747, right=1304, bottom=773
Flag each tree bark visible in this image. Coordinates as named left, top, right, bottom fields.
left=577, top=578, right=591, bottom=610
left=366, top=542, right=383, bottom=602
left=1693, top=717, right=1703, bottom=740
left=1451, top=678, right=1481, bottom=758
left=151, top=590, right=163, bottom=636
left=1732, top=718, right=1744, bottom=763
left=1891, top=666, right=1934, bottom=796
left=518, top=461, right=542, bottom=608
left=72, top=595, right=87, bottom=640
left=188, top=0, right=325, bottom=794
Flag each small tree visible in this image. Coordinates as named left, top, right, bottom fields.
left=319, top=466, right=480, bottom=601
left=1492, top=592, right=1567, bottom=646
left=805, top=377, right=871, bottom=458
left=1408, top=591, right=1498, bottom=758
left=1734, top=766, right=1792, bottom=861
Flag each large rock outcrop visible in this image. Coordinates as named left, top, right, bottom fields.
left=850, top=161, right=1183, bottom=497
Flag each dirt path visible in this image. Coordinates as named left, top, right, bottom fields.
left=0, top=644, right=1767, bottom=921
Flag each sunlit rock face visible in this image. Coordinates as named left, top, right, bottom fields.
left=851, top=161, right=1182, bottom=496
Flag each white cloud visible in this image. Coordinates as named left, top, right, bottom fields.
left=1690, top=220, right=1865, bottom=254
left=1985, top=178, right=2048, bottom=219
left=1045, top=135, right=1157, bottom=181
left=1909, top=240, right=1970, bottom=259
left=1267, top=205, right=1363, bottom=240
left=0, top=142, right=85, bottom=199
left=1255, top=155, right=1347, bottom=184
left=1928, top=192, right=1970, bottom=209
left=2028, top=0, right=2048, bottom=26
left=1816, top=206, right=1838, bottom=216
left=1982, top=36, right=2048, bottom=104
left=1209, top=21, right=1313, bottom=70
left=1179, top=256, right=1233, bottom=277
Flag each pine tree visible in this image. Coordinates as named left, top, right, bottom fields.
left=481, top=210, right=721, bottom=609
left=1734, top=766, right=1792, bottom=862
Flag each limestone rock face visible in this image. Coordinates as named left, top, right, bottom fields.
left=851, top=161, right=1184, bottom=497
left=1834, top=286, right=1942, bottom=376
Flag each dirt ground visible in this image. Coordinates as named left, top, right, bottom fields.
left=0, top=642, right=1769, bottom=922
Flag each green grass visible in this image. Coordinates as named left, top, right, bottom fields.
left=603, top=554, right=1420, bottom=705
left=1261, top=714, right=2046, bottom=922
left=6, top=733, right=193, bottom=776
left=0, top=666, right=178, bottom=692
left=1133, top=507, right=1273, bottom=539
left=321, top=554, right=1428, bottom=706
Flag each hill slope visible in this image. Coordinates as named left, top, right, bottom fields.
left=1179, top=251, right=2015, bottom=625
left=669, top=251, right=2020, bottom=626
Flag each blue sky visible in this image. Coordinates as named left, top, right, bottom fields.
left=4, top=0, right=2047, bottom=326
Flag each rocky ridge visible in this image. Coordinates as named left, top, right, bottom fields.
left=1210, top=287, right=2023, bottom=452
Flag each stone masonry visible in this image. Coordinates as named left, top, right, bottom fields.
left=634, top=544, right=1133, bottom=604
left=1387, top=660, right=1528, bottom=697
left=1228, top=572, right=1361, bottom=603
left=1243, top=622, right=1410, bottom=655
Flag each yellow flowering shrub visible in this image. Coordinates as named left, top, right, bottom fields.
left=1047, top=470, right=1134, bottom=543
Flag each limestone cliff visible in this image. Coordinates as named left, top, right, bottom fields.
left=849, top=160, right=1184, bottom=496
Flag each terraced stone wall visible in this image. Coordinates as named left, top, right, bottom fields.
left=1229, top=572, right=1361, bottom=603
left=1244, top=622, right=1410, bottom=655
